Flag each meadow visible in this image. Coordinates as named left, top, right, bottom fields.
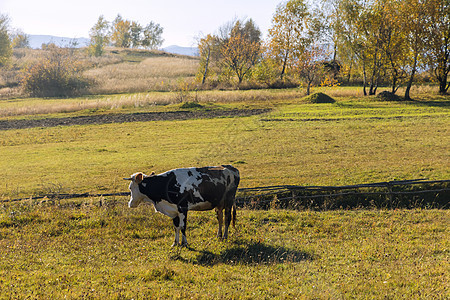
left=0, top=50, right=449, bottom=298
left=0, top=202, right=448, bottom=299
left=1, top=90, right=448, bottom=199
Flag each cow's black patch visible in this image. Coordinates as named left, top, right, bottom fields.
left=187, top=171, right=193, bottom=177
left=139, top=174, right=173, bottom=203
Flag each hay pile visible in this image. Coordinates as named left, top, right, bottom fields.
left=303, top=92, right=336, bottom=103
left=377, top=91, right=402, bottom=101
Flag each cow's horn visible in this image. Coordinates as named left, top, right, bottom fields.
left=123, top=177, right=132, bottom=180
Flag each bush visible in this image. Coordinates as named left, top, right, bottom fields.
left=21, top=47, right=91, bottom=97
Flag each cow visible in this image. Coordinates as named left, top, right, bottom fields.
left=124, top=165, right=240, bottom=247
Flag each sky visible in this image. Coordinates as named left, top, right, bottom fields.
left=1, top=0, right=281, bottom=47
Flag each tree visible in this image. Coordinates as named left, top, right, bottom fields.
left=141, top=22, right=164, bottom=49
left=253, top=45, right=280, bottom=87
left=334, top=0, right=398, bottom=95
left=197, top=19, right=262, bottom=86
left=294, top=46, right=325, bottom=95
left=130, top=21, right=143, bottom=48
left=379, top=1, right=408, bottom=94
left=267, top=0, right=310, bottom=81
left=362, top=1, right=388, bottom=95
left=221, top=33, right=260, bottom=85
left=88, top=15, right=109, bottom=56
left=427, top=0, right=450, bottom=94
left=0, top=14, right=12, bottom=67
left=220, top=19, right=262, bottom=85
left=11, top=30, right=30, bottom=49
left=399, top=0, right=429, bottom=100
left=111, top=15, right=131, bottom=48
left=197, top=34, right=220, bottom=85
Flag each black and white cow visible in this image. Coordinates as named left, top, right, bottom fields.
left=124, top=165, right=240, bottom=246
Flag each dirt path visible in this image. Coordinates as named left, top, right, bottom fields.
left=0, top=109, right=269, bottom=130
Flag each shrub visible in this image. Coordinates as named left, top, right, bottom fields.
left=21, top=46, right=91, bottom=97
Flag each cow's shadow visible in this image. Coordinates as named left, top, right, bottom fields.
left=190, top=239, right=314, bottom=266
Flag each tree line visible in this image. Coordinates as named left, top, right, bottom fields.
left=88, top=14, right=164, bottom=56
left=0, top=13, right=163, bottom=59
left=198, top=0, right=449, bottom=97
left=1, top=0, right=449, bottom=98
left=0, top=14, right=31, bottom=66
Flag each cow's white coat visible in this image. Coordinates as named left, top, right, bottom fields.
left=161, top=168, right=205, bottom=200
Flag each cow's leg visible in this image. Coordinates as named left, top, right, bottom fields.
left=215, top=207, right=223, bottom=238
left=179, top=208, right=188, bottom=246
left=223, top=189, right=237, bottom=240
left=172, top=216, right=180, bottom=247
left=172, top=209, right=188, bottom=247
left=223, top=206, right=232, bottom=239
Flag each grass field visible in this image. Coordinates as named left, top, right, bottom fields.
left=0, top=201, right=448, bottom=299
left=0, top=91, right=448, bottom=199
left=0, top=49, right=449, bottom=298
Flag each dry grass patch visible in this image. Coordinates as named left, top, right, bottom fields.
left=85, top=57, right=199, bottom=94
left=0, top=93, right=177, bottom=118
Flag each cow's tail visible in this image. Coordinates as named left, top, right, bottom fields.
left=232, top=202, right=237, bottom=228
left=223, top=164, right=239, bottom=228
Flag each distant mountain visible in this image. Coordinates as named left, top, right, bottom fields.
left=29, top=35, right=89, bottom=49
left=163, top=45, right=199, bottom=57
left=28, top=35, right=199, bottom=57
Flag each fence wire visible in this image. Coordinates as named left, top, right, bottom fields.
left=2, top=179, right=449, bottom=210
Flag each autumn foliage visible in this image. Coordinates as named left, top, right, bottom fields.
left=21, top=47, right=91, bottom=97
left=195, top=0, right=450, bottom=97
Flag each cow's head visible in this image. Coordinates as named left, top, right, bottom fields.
left=123, top=172, right=147, bottom=208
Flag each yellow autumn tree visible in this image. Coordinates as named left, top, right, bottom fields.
left=197, top=19, right=261, bottom=87
left=426, top=0, right=450, bottom=94
left=397, top=0, right=430, bottom=100
left=197, top=34, right=222, bottom=85
left=267, top=0, right=310, bottom=81
left=111, top=15, right=131, bottom=48
left=221, top=34, right=260, bottom=85
left=292, top=45, right=326, bottom=95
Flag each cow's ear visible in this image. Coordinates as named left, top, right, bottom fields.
left=135, top=173, right=144, bottom=184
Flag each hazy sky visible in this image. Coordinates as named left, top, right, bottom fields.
left=1, top=0, right=281, bottom=47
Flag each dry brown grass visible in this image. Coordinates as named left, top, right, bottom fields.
left=0, top=93, right=176, bottom=117
left=0, top=88, right=306, bottom=118
left=85, top=56, right=199, bottom=94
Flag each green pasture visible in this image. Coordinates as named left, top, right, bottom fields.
left=1, top=93, right=449, bottom=199
left=0, top=90, right=449, bottom=298
left=0, top=202, right=448, bottom=299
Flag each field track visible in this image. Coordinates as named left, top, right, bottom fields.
left=0, top=108, right=269, bottom=130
